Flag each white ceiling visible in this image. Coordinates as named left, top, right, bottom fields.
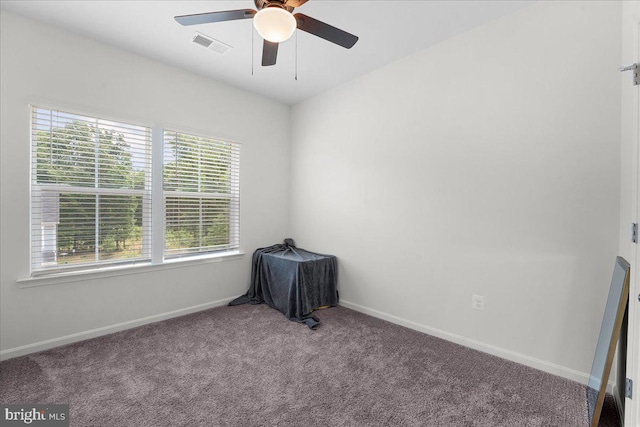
left=0, top=0, right=536, bottom=105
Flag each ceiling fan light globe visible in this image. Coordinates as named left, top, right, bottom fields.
left=253, top=7, right=296, bottom=43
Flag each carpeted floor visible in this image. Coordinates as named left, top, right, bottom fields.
left=0, top=304, right=621, bottom=427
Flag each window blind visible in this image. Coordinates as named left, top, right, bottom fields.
left=163, top=130, right=240, bottom=258
left=31, top=107, right=152, bottom=274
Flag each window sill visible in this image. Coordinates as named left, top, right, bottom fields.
left=17, top=251, right=245, bottom=288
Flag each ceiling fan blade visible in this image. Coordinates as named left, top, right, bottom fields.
left=175, top=9, right=256, bottom=26
left=262, top=40, right=279, bottom=66
left=286, top=0, right=309, bottom=8
left=294, top=13, right=358, bottom=49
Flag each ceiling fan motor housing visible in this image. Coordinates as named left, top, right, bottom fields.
left=254, top=0, right=295, bottom=13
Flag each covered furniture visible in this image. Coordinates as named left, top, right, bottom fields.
left=229, top=240, right=338, bottom=329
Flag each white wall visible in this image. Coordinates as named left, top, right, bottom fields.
left=0, top=11, right=290, bottom=355
left=290, top=1, right=622, bottom=379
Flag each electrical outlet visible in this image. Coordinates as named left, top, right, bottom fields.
left=472, top=294, right=485, bottom=311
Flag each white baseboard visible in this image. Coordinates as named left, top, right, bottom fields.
left=340, top=299, right=596, bottom=387
left=0, top=296, right=614, bottom=395
left=0, top=296, right=237, bottom=361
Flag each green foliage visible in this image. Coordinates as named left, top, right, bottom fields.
left=163, top=132, right=232, bottom=193
left=101, top=236, right=117, bottom=253
left=36, top=124, right=234, bottom=263
left=203, top=216, right=230, bottom=247
left=163, top=132, right=233, bottom=253
left=57, top=193, right=96, bottom=251
left=165, top=228, right=198, bottom=252
left=36, top=120, right=142, bottom=259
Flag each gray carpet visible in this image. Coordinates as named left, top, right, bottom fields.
left=0, top=304, right=621, bottom=426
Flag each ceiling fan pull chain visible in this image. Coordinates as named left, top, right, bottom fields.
left=295, top=29, right=298, bottom=81
left=251, top=25, right=254, bottom=76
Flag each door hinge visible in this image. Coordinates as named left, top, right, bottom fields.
left=632, top=223, right=638, bottom=243
left=620, top=63, right=640, bottom=85
left=626, top=378, right=633, bottom=399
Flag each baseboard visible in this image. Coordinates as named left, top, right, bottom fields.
left=0, top=296, right=613, bottom=393
left=0, top=296, right=237, bottom=361
left=340, top=299, right=595, bottom=386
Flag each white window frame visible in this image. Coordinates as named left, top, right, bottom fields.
left=162, top=128, right=241, bottom=260
left=28, top=106, right=242, bottom=279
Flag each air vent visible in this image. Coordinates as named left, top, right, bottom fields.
left=192, top=32, right=232, bottom=55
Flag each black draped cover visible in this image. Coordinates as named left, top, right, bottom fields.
left=229, top=241, right=338, bottom=329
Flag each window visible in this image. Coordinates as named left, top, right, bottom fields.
left=31, top=107, right=152, bottom=274
left=163, top=130, right=240, bottom=258
left=30, top=106, right=240, bottom=276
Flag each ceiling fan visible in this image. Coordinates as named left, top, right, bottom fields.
left=174, top=0, right=359, bottom=67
